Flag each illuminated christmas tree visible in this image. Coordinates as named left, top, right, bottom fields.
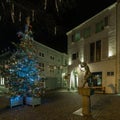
left=4, top=16, right=42, bottom=97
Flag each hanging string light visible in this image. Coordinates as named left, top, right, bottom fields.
left=44, top=0, right=47, bottom=10
left=0, top=0, right=69, bottom=41
left=11, top=3, right=15, bottom=23
left=32, top=9, right=35, bottom=22
left=44, top=0, right=62, bottom=12
left=6, top=0, right=10, bottom=3
left=1, top=1, right=5, bottom=10
left=55, top=0, right=59, bottom=12
left=54, top=26, right=56, bottom=35
left=18, top=11, right=21, bottom=22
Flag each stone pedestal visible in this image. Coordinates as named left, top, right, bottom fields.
left=78, top=87, right=94, bottom=116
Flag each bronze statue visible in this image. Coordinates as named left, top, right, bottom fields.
left=80, top=62, right=92, bottom=87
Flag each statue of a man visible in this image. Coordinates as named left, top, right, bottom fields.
left=80, top=62, right=92, bottom=87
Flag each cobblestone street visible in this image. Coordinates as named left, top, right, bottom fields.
left=0, top=90, right=120, bottom=120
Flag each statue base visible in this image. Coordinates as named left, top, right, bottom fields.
left=78, top=87, right=94, bottom=116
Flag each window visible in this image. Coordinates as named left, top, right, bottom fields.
left=90, top=43, right=95, bottom=62
left=50, top=56, right=54, bottom=60
left=42, top=53, right=44, bottom=57
left=96, top=40, right=101, bottom=61
left=39, top=52, right=44, bottom=57
left=65, top=59, right=67, bottom=65
left=50, top=69, right=54, bottom=73
left=95, top=16, right=109, bottom=33
left=72, top=52, right=78, bottom=60
left=75, top=32, right=80, bottom=41
left=83, top=27, right=91, bottom=38
left=71, top=32, right=81, bottom=42
left=39, top=63, right=44, bottom=71
left=95, top=21, right=104, bottom=33
left=90, top=40, right=101, bottom=62
left=107, top=72, right=114, bottom=76
left=88, top=72, right=102, bottom=86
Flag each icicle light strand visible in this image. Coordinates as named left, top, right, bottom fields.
left=55, top=0, right=59, bottom=12
left=44, top=0, right=47, bottom=10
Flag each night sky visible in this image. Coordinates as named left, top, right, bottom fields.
left=0, top=0, right=117, bottom=54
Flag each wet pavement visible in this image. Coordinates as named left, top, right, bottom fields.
left=0, top=89, right=120, bottom=120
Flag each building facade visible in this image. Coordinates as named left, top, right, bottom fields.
left=66, top=2, right=120, bottom=93
left=32, top=40, right=68, bottom=90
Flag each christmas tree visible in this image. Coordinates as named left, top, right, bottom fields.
left=4, top=16, right=42, bottom=97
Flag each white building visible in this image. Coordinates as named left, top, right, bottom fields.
left=66, top=1, right=120, bottom=93
left=32, top=40, right=68, bottom=90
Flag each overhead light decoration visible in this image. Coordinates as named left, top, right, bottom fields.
left=6, top=0, right=10, bottom=3
left=32, top=10, right=35, bottom=22
left=54, top=26, right=57, bottom=35
left=55, top=0, right=59, bottom=12
left=18, top=11, right=21, bottom=22
left=44, top=0, right=62, bottom=12
left=11, top=3, right=15, bottom=23
left=44, top=0, right=47, bottom=10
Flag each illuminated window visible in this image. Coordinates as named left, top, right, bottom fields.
left=0, top=77, right=4, bottom=85
left=88, top=72, right=102, bottom=87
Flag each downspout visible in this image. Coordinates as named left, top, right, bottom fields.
left=116, top=1, right=119, bottom=93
